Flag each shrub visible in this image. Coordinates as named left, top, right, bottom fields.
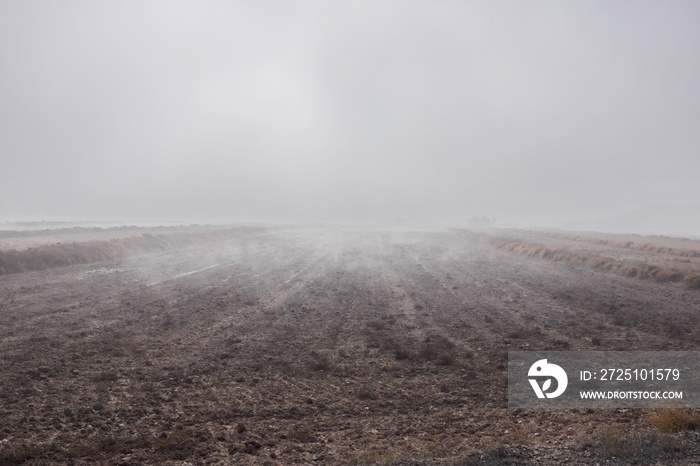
left=589, top=257, right=614, bottom=270
left=652, top=269, right=682, bottom=283
left=568, top=254, right=587, bottom=266
left=683, top=274, right=700, bottom=289
left=648, top=408, right=700, bottom=433
left=620, top=265, right=643, bottom=278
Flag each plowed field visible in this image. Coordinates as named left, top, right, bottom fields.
left=1, top=227, right=699, bottom=464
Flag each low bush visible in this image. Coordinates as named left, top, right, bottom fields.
left=683, top=274, right=700, bottom=289
left=648, top=408, right=700, bottom=433
left=651, top=268, right=682, bottom=283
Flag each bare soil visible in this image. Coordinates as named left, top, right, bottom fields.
left=0, top=227, right=699, bottom=465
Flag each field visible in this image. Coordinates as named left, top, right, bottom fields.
left=1, top=226, right=699, bottom=465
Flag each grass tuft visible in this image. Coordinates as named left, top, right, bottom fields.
left=648, top=408, right=700, bottom=433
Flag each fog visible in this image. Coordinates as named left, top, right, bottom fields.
left=1, top=1, right=699, bottom=232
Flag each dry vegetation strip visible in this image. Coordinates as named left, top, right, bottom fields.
left=530, top=230, right=700, bottom=258
left=462, top=231, right=700, bottom=289
left=0, top=227, right=265, bottom=275
left=0, top=225, right=123, bottom=239
left=648, top=408, right=700, bottom=433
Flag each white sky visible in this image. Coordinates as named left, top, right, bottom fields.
left=1, top=1, right=699, bottom=225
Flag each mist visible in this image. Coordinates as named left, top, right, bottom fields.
left=2, top=1, right=699, bottom=232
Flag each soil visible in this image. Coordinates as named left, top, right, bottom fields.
left=0, top=227, right=699, bottom=465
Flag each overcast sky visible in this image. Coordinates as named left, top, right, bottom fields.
left=1, top=1, right=699, bottom=225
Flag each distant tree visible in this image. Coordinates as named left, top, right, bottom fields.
left=467, top=215, right=494, bottom=228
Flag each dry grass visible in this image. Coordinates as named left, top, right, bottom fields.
left=589, top=256, right=614, bottom=270
left=531, top=230, right=700, bottom=258
left=683, top=274, right=700, bottom=289
left=589, top=425, right=681, bottom=460
left=475, top=233, right=700, bottom=289
left=620, top=264, right=643, bottom=278
left=0, top=227, right=263, bottom=275
left=568, top=253, right=588, bottom=266
left=651, top=268, right=682, bottom=283
left=648, top=408, right=700, bottom=433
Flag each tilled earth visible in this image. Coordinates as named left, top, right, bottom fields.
left=0, top=227, right=699, bottom=465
